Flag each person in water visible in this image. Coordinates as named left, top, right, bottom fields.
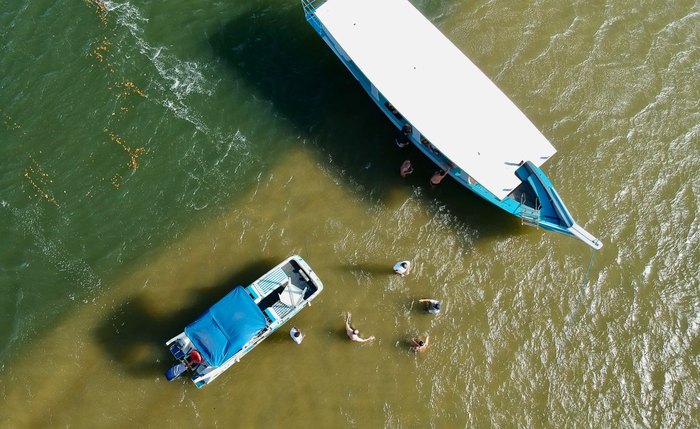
left=400, top=159, right=414, bottom=177
left=345, top=313, right=375, bottom=343
left=418, top=298, right=441, bottom=314
left=396, top=124, right=412, bottom=148
left=430, top=168, right=449, bottom=186
left=410, top=335, right=430, bottom=352
left=290, top=327, right=305, bottom=344
left=393, top=260, right=411, bottom=276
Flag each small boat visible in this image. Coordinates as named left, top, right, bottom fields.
left=302, top=0, right=602, bottom=249
left=164, top=255, right=324, bottom=388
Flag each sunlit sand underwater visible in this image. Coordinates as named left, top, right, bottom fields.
left=1, top=0, right=699, bottom=427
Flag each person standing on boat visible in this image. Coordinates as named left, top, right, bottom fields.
left=430, top=168, right=449, bottom=186
left=418, top=298, right=441, bottom=314
left=186, top=350, right=203, bottom=368
left=400, top=159, right=414, bottom=177
left=410, top=335, right=429, bottom=352
left=345, top=313, right=375, bottom=343
left=393, top=260, right=411, bottom=276
left=290, top=327, right=305, bottom=344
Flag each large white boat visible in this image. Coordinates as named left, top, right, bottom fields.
left=302, top=0, right=602, bottom=249
left=164, top=255, right=323, bottom=388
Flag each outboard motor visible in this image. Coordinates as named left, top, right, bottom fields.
left=165, top=342, right=188, bottom=381
left=165, top=362, right=188, bottom=381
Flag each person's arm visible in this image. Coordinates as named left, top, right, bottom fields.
left=359, top=335, right=375, bottom=343
left=424, top=336, right=430, bottom=347
left=345, top=314, right=353, bottom=336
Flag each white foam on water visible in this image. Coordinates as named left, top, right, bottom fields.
left=104, top=0, right=250, bottom=168
left=214, top=129, right=247, bottom=167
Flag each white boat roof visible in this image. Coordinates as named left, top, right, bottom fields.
left=314, top=0, right=557, bottom=200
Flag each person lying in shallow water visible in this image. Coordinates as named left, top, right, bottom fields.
left=345, top=312, right=375, bottom=343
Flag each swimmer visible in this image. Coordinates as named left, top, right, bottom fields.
left=400, top=159, right=414, bottom=177
left=345, top=313, right=375, bottom=343
left=418, top=298, right=441, bottom=314
left=393, top=260, right=411, bottom=276
left=430, top=168, right=449, bottom=186
left=410, top=335, right=430, bottom=352
left=290, top=327, right=305, bottom=344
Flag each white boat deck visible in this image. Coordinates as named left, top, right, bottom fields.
left=314, top=0, right=557, bottom=200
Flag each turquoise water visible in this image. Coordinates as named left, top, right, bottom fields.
left=1, top=0, right=699, bottom=427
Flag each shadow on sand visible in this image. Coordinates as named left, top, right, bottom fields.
left=93, top=258, right=279, bottom=377
left=207, top=5, right=524, bottom=241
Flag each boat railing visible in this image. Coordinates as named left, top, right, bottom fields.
left=301, top=0, right=322, bottom=22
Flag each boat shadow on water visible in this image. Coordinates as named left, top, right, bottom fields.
left=92, top=258, right=280, bottom=377
left=207, top=5, right=524, bottom=242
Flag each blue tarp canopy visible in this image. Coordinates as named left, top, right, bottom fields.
left=185, top=286, right=268, bottom=367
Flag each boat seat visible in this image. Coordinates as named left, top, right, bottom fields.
left=254, top=268, right=289, bottom=296
left=271, top=302, right=293, bottom=319
left=264, top=307, right=280, bottom=324
left=169, top=342, right=186, bottom=360
left=245, top=285, right=262, bottom=303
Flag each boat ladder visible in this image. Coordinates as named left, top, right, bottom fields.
left=520, top=195, right=541, bottom=228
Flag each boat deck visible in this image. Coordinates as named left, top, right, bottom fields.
left=255, top=259, right=317, bottom=312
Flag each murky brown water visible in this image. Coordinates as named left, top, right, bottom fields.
left=1, top=0, right=698, bottom=427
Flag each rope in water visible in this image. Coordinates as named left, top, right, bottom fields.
left=581, top=247, right=596, bottom=292
left=560, top=247, right=597, bottom=357
left=572, top=247, right=597, bottom=322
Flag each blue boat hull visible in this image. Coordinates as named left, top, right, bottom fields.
left=303, top=1, right=602, bottom=249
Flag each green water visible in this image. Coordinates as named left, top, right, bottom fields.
left=1, top=0, right=698, bottom=427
